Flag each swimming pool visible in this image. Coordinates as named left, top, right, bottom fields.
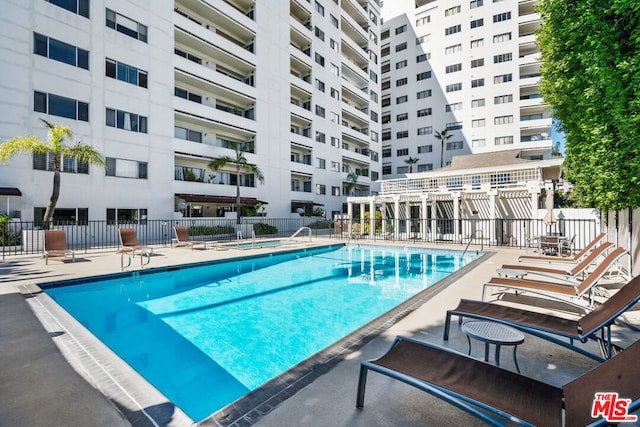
left=42, top=244, right=479, bottom=422
left=234, top=239, right=283, bottom=249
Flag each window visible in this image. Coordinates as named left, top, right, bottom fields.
left=470, top=18, right=484, bottom=29
left=395, top=42, right=407, bottom=52
left=107, top=208, right=147, bottom=225
left=445, top=5, right=461, bottom=16
left=370, top=90, right=378, bottom=103
left=106, top=8, right=147, bottom=42
left=315, top=79, right=325, bottom=92
left=382, top=147, right=392, bottom=158
left=330, top=87, right=340, bottom=99
left=472, top=138, right=486, bottom=147
left=33, top=33, right=89, bottom=69
left=396, top=95, right=408, bottom=104
left=417, top=108, right=432, bottom=117
left=370, top=50, right=378, bottom=64
left=494, top=73, right=513, bottom=84
left=445, top=44, right=462, bottom=54
left=382, top=131, right=391, bottom=141
left=493, top=12, right=512, bottom=22
left=417, top=126, right=433, bottom=135
left=315, top=105, right=325, bottom=117
left=331, top=136, right=340, bottom=147
left=382, top=164, right=392, bottom=175
left=490, top=173, right=512, bottom=188
left=315, top=53, right=325, bottom=66
left=417, top=89, right=431, bottom=99
left=494, top=94, right=513, bottom=104
left=472, top=118, right=486, bottom=128
left=446, top=177, right=463, bottom=188
left=417, top=71, right=432, bottom=80
left=495, top=135, right=514, bottom=145
left=446, top=83, right=462, bottom=92
left=494, top=115, right=514, bottom=125
left=34, top=91, right=88, bottom=121
left=34, top=207, right=88, bottom=225
left=416, top=35, right=430, bottom=44
left=316, top=131, right=326, bottom=143
left=471, top=78, right=485, bottom=88
left=416, top=16, right=430, bottom=26
left=33, top=152, right=89, bottom=174
left=417, top=145, right=432, bottom=153
left=381, top=28, right=390, bottom=40
left=381, top=97, right=391, bottom=107
left=396, top=113, right=408, bottom=121
left=445, top=25, right=461, bottom=36
left=395, top=25, right=407, bottom=35
left=494, top=53, right=512, bottom=63
left=315, top=27, right=325, bottom=41
left=315, top=1, right=324, bottom=15
left=331, top=161, right=340, bottom=171
left=174, top=126, right=202, bottom=142
left=445, top=63, right=462, bottom=73
left=330, top=14, right=338, bottom=28
left=382, top=63, right=391, bottom=74
left=395, top=60, right=408, bottom=70
left=371, top=131, right=379, bottom=142
left=370, top=70, right=378, bottom=82
left=332, top=186, right=340, bottom=196
left=470, top=0, right=484, bottom=8
left=106, top=157, right=147, bottom=179
left=330, top=63, right=339, bottom=76
left=470, top=38, right=484, bottom=48
left=417, top=53, right=428, bottom=62
left=445, top=102, right=462, bottom=112
left=371, top=111, right=378, bottom=122
left=46, top=0, right=89, bottom=18
left=471, top=98, right=486, bottom=108
left=396, top=131, right=408, bottom=139
left=316, top=184, right=326, bottom=195
left=105, top=58, right=147, bottom=88
left=471, top=58, right=484, bottom=68
left=175, top=48, right=201, bottom=64
left=397, top=148, right=409, bottom=156
left=106, top=108, right=147, bottom=133
left=330, top=112, right=339, bottom=123
left=446, top=122, right=463, bottom=130
left=493, top=32, right=512, bottom=43
left=175, top=87, right=202, bottom=103
left=446, top=141, right=463, bottom=150
left=417, top=164, right=433, bottom=172
left=396, top=77, right=407, bottom=86
left=330, top=38, right=338, bottom=51
left=397, top=166, right=409, bottom=174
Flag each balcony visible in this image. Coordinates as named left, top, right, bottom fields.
left=342, top=0, right=368, bottom=31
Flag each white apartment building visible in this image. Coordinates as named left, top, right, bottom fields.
left=0, top=0, right=382, bottom=223
left=378, top=0, right=552, bottom=179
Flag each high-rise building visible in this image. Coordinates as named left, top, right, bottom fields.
left=0, top=0, right=382, bottom=223
left=379, top=0, right=552, bottom=179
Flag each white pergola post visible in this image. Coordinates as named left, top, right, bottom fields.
left=393, top=196, right=400, bottom=240
left=347, top=202, right=353, bottom=237
left=405, top=200, right=411, bottom=238
left=488, top=189, right=498, bottom=244
left=431, top=198, right=438, bottom=241
left=452, top=192, right=461, bottom=243
left=359, top=203, right=365, bottom=235
left=369, top=197, right=376, bottom=237
left=381, top=202, right=387, bottom=234
left=421, top=195, right=429, bottom=241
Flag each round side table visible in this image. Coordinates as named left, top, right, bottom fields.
left=461, top=320, right=525, bottom=373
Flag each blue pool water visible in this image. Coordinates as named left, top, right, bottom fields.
left=43, top=244, right=478, bottom=421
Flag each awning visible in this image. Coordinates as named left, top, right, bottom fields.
left=291, top=200, right=324, bottom=207
left=175, top=193, right=268, bottom=205
left=0, top=188, right=22, bottom=196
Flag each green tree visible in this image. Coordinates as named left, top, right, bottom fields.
left=404, top=156, right=419, bottom=173
left=434, top=129, right=452, bottom=169
left=208, top=141, right=264, bottom=224
left=537, top=0, right=640, bottom=211
left=0, top=120, right=106, bottom=226
left=345, top=171, right=359, bottom=196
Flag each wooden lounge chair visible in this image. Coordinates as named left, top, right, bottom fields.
left=518, top=232, right=607, bottom=264
left=118, top=228, right=153, bottom=256
left=43, top=230, right=75, bottom=264
left=357, top=335, right=640, bottom=426
left=446, top=274, right=640, bottom=361
left=485, top=247, right=627, bottom=309
left=173, top=226, right=214, bottom=250
left=498, top=241, right=614, bottom=282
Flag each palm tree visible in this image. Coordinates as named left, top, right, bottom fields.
left=345, top=171, right=359, bottom=196
left=208, top=141, right=264, bottom=224
left=434, top=129, right=452, bottom=168
left=0, top=120, right=106, bottom=226
left=404, top=156, right=419, bottom=173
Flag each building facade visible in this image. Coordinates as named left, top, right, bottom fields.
left=379, top=0, right=551, bottom=179
left=0, top=0, right=382, bottom=223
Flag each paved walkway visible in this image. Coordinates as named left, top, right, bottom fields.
left=0, top=240, right=638, bottom=426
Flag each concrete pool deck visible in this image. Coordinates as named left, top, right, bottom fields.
left=0, top=239, right=638, bottom=426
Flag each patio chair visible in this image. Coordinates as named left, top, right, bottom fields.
left=498, top=241, right=614, bottom=282
left=43, top=230, right=75, bottom=264
left=356, top=335, right=640, bottom=426
left=173, top=226, right=214, bottom=250
left=485, top=247, right=628, bottom=309
left=118, top=228, right=153, bottom=256
left=518, top=232, right=607, bottom=264
left=445, top=274, right=640, bottom=362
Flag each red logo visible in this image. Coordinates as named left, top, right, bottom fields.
left=591, top=392, right=638, bottom=422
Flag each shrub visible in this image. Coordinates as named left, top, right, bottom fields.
left=308, top=220, right=331, bottom=230
left=188, top=225, right=234, bottom=236
left=253, top=223, right=278, bottom=235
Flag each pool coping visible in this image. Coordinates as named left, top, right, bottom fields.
left=23, top=244, right=494, bottom=427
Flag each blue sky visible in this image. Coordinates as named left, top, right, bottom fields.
left=551, top=118, right=566, bottom=154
